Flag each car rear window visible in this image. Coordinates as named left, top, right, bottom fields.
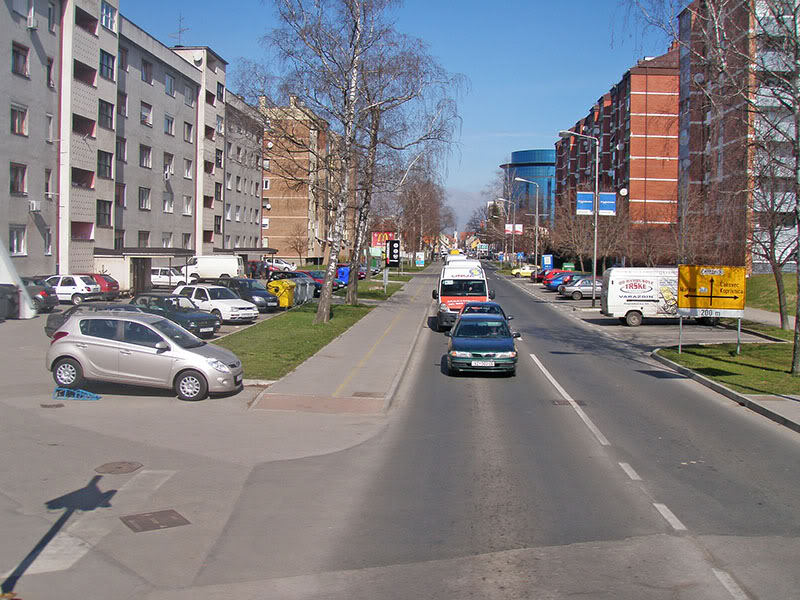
left=80, top=276, right=96, bottom=286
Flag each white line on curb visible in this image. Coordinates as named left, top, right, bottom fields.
left=618, top=462, right=642, bottom=481
left=653, top=502, right=688, bottom=531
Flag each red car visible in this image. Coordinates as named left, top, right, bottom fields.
left=79, top=273, right=120, bottom=300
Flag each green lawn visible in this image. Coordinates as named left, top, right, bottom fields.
left=334, top=280, right=403, bottom=300
left=746, top=272, right=797, bottom=313
left=214, top=303, right=372, bottom=380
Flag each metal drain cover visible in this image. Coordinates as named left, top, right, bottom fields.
left=95, top=461, right=143, bottom=474
left=120, top=509, right=190, bottom=533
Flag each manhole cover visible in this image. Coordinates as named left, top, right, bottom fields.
left=120, top=509, right=190, bottom=533
left=95, top=461, right=143, bottom=474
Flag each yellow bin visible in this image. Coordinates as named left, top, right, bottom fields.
left=267, top=279, right=295, bottom=309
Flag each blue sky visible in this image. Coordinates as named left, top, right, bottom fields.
left=121, top=0, right=670, bottom=227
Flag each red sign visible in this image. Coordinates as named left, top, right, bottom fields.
left=371, top=231, right=396, bottom=247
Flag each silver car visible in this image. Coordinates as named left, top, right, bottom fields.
left=46, top=313, right=243, bottom=400
left=559, top=277, right=603, bottom=300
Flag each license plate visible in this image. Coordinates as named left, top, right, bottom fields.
left=199, top=327, right=213, bottom=333
left=471, top=360, right=495, bottom=367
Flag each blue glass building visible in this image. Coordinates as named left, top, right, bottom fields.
left=500, top=149, right=556, bottom=226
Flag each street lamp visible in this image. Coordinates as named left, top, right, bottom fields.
left=559, top=129, right=600, bottom=308
left=514, top=176, right=540, bottom=269
left=495, top=197, right=516, bottom=264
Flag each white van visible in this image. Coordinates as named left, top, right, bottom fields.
left=181, top=255, right=245, bottom=282
left=432, top=264, right=494, bottom=330
left=601, top=267, right=679, bottom=326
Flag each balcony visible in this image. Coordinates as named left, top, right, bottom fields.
left=205, top=125, right=215, bottom=141
left=72, top=113, right=96, bottom=137
left=75, top=7, right=98, bottom=35
left=73, top=59, right=97, bottom=87
left=71, top=167, right=95, bottom=190
left=203, top=195, right=214, bottom=209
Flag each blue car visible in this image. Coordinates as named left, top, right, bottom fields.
left=543, top=271, right=577, bottom=291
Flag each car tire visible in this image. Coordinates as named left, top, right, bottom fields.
left=211, top=309, right=222, bottom=321
left=174, top=370, right=208, bottom=401
left=514, top=273, right=519, bottom=278
left=509, top=368, right=516, bottom=377
left=572, top=291, right=582, bottom=300
left=625, top=311, right=643, bottom=327
left=52, top=357, right=84, bottom=388
left=71, top=294, right=83, bottom=306
left=32, top=297, right=43, bottom=313
left=176, top=281, right=186, bottom=287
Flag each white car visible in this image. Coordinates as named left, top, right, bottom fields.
left=46, top=275, right=103, bottom=305
left=268, top=258, right=296, bottom=272
left=151, top=267, right=186, bottom=288
left=174, top=284, right=258, bottom=323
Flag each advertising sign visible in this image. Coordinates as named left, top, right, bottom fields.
left=576, top=192, right=593, bottom=215
left=415, top=252, right=425, bottom=267
left=503, top=224, right=524, bottom=235
left=677, top=265, right=745, bottom=318
left=577, top=192, right=616, bottom=215
left=542, top=254, right=553, bottom=270
left=371, top=231, right=396, bottom=247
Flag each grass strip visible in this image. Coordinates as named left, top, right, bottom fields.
left=335, top=281, right=403, bottom=300
left=214, top=303, right=372, bottom=380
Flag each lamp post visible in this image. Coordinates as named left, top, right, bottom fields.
left=559, top=129, right=600, bottom=307
left=495, top=197, right=516, bottom=264
left=514, top=176, right=540, bottom=269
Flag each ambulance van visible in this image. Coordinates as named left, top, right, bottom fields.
left=432, top=264, right=494, bottom=330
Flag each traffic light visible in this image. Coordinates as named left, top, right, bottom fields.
left=386, top=239, right=400, bottom=267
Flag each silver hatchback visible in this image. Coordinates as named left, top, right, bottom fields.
left=46, top=313, right=243, bottom=400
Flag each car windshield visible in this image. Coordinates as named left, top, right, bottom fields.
left=208, top=287, right=238, bottom=300
left=440, top=279, right=487, bottom=297
left=158, top=296, right=197, bottom=310
left=150, top=318, right=205, bottom=348
left=309, top=271, right=325, bottom=279
left=463, top=305, right=502, bottom=316
left=454, top=320, right=511, bottom=338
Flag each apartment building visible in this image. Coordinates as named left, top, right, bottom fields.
left=3, top=0, right=62, bottom=276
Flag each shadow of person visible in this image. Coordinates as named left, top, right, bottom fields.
left=1, top=475, right=116, bottom=594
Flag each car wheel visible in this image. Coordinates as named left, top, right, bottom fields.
left=175, top=370, right=208, bottom=401
left=514, top=273, right=519, bottom=278
left=52, top=357, right=84, bottom=388
left=177, top=280, right=186, bottom=287
left=572, top=291, right=582, bottom=300
left=211, top=309, right=222, bottom=321
left=32, top=297, right=43, bottom=313
left=509, top=368, right=517, bottom=377
left=71, top=294, right=84, bottom=306
left=625, top=311, right=643, bottom=327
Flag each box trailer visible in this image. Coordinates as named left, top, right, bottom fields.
left=601, top=267, right=680, bottom=326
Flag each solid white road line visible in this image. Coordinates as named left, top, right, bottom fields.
left=652, top=502, right=688, bottom=531
left=618, top=462, right=642, bottom=481
left=712, top=568, right=750, bottom=600
left=529, top=353, right=610, bottom=446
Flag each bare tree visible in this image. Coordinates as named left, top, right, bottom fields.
left=286, top=221, right=308, bottom=263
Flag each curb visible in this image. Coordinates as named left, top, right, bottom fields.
left=650, top=350, right=800, bottom=434
left=382, top=293, right=431, bottom=413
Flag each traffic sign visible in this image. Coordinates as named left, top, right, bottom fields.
left=386, top=239, right=400, bottom=267
left=677, top=265, right=746, bottom=318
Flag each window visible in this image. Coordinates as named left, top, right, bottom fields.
left=114, top=229, right=124, bottom=249
left=214, top=215, right=222, bottom=234
left=115, top=182, right=126, bottom=208
left=226, top=173, right=232, bottom=190
left=183, top=121, right=193, bottom=142
left=235, top=205, right=241, bottom=222
left=183, top=158, right=192, bottom=179
left=137, top=230, right=150, bottom=247
left=45, top=169, right=52, bottom=198
left=162, top=152, right=174, bottom=176
left=165, top=73, right=175, bottom=97
left=47, top=58, right=54, bottom=88
left=139, top=144, right=151, bottom=168
left=164, top=113, right=174, bottom=136
left=138, top=187, right=151, bottom=210
left=98, top=99, right=114, bottom=129
left=215, top=182, right=222, bottom=202
left=100, top=1, right=116, bottom=31
left=162, top=191, right=174, bottom=214
left=44, top=228, right=52, bottom=255
left=263, top=178, right=270, bottom=190
left=116, top=137, right=126, bottom=161
left=215, top=148, right=223, bottom=168
left=46, top=113, right=53, bottom=141
left=262, top=158, right=270, bottom=170
left=140, top=102, right=152, bottom=126
left=99, top=50, right=115, bottom=80
left=234, top=235, right=241, bottom=248
left=224, top=235, right=231, bottom=249
left=236, top=176, right=241, bottom=192
left=48, top=2, right=57, bottom=33
left=118, top=47, right=128, bottom=72
left=184, top=83, right=195, bottom=106
left=141, top=59, right=152, bottom=84
left=182, top=195, right=192, bottom=215
left=10, top=104, right=27, bottom=136
left=225, top=203, right=231, bottom=221
left=216, top=115, right=224, bottom=134
left=182, top=233, right=191, bottom=249
left=12, top=43, right=29, bottom=77
left=117, top=92, right=127, bottom=117
left=161, top=232, right=173, bottom=248
left=10, top=163, right=26, bottom=194
left=97, top=150, right=113, bottom=179
left=217, top=82, right=224, bottom=102
left=226, top=141, right=232, bottom=156
left=96, top=199, right=112, bottom=227
left=9, top=226, right=26, bottom=256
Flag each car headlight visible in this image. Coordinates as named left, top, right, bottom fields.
left=495, top=351, right=517, bottom=358
left=207, top=358, right=230, bottom=373
left=439, top=302, right=450, bottom=312
left=449, top=351, right=471, bottom=358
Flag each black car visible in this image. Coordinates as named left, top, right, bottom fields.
left=21, top=277, right=59, bottom=313
left=44, top=302, right=144, bottom=338
left=212, top=277, right=280, bottom=312
left=129, top=292, right=221, bottom=338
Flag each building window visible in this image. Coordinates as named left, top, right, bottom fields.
left=235, top=205, right=241, bottom=222
left=184, top=83, right=195, bottom=107
left=215, top=182, right=222, bottom=202
left=216, top=82, right=224, bottom=102
left=138, top=187, right=151, bottom=210
left=263, top=178, right=270, bottom=191
left=116, top=137, right=126, bottom=161
left=141, top=59, right=152, bottom=84
left=140, top=102, right=152, bottom=126
left=115, top=182, right=126, bottom=208
left=100, top=1, right=116, bottom=31
left=182, top=195, right=192, bottom=215
left=138, top=230, right=150, bottom=247
left=96, top=199, right=112, bottom=228
left=97, top=150, right=113, bottom=179
left=214, top=215, right=222, bottom=234
left=162, top=191, right=174, bottom=214
left=183, top=158, right=192, bottom=179
left=225, top=203, right=231, bottom=221
left=226, top=173, right=232, bottom=190
left=262, top=158, right=270, bottom=170
left=117, top=92, right=127, bottom=117
left=163, top=152, right=174, bottom=178
left=48, top=2, right=57, bottom=33
left=224, top=235, right=231, bottom=249
left=10, top=104, right=27, bottom=136
left=46, top=113, right=53, bottom=141
left=161, top=232, right=173, bottom=248
left=164, top=113, right=174, bottom=136
left=114, top=229, right=124, bottom=249
left=45, top=168, right=52, bottom=198
left=215, top=148, right=223, bottom=168
left=165, top=73, right=175, bottom=97
left=47, top=58, right=54, bottom=88
left=9, top=226, right=26, bottom=256
left=119, top=47, right=128, bottom=72
left=139, top=144, right=151, bottom=168
left=44, top=228, right=52, bottom=255
left=99, top=50, right=115, bottom=80
left=234, top=235, right=240, bottom=248
left=216, top=115, right=224, bottom=134
left=183, top=121, right=193, bottom=142
left=182, top=232, right=191, bottom=249
left=98, top=99, right=114, bottom=129
left=236, top=176, right=241, bottom=192
left=12, top=43, right=29, bottom=77
left=10, top=163, right=26, bottom=194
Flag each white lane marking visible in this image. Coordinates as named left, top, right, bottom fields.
left=712, top=568, right=750, bottom=600
left=653, top=503, right=688, bottom=531
left=529, top=353, right=610, bottom=446
left=618, top=462, right=642, bottom=481
left=9, top=470, right=174, bottom=576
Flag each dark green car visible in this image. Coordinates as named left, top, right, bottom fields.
left=444, top=313, right=520, bottom=376
left=130, top=293, right=221, bottom=338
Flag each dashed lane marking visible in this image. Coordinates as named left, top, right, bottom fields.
left=618, top=462, right=642, bottom=481
left=712, top=568, right=750, bottom=600
left=653, top=502, right=688, bottom=531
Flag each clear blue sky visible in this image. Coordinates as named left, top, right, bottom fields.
left=121, top=0, right=670, bottom=227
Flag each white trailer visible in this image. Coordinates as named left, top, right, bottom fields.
left=601, top=267, right=680, bottom=326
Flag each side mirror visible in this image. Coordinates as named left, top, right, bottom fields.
left=443, top=331, right=451, bottom=337
left=489, top=290, right=496, bottom=299
left=432, top=290, right=438, bottom=299
left=507, top=315, right=514, bottom=321
left=512, top=331, right=521, bottom=338
left=154, top=341, right=170, bottom=352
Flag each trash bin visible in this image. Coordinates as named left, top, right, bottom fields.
left=337, top=266, right=350, bottom=286
left=293, top=278, right=311, bottom=305
left=267, top=279, right=295, bottom=309
left=0, top=284, right=19, bottom=319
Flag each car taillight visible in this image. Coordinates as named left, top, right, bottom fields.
left=39, top=290, right=48, bottom=297
left=51, top=331, right=69, bottom=344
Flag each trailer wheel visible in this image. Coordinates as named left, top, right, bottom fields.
left=625, top=311, right=643, bottom=327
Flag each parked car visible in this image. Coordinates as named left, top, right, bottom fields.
left=79, top=273, right=120, bottom=300
left=46, top=312, right=243, bottom=401
left=559, top=277, right=603, bottom=300
left=444, top=313, right=520, bottom=376
left=151, top=267, right=186, bottom=288
left=556, top=273, right=590, bottom=294
left=173, top=284, right=258, bottom=323
left=21, top=277, right=59, bottom=313
left=211, top=277, right=280, bottom=312
left=544, top=272, right=580, bottom=291
left=44, top=302, right=145, bottom=337
left=541, top=269, right=571, bottom=286
left=45, top=275, right=103, bottom=305
left=298, top=270, right=344, bottom=291
left=510, top=264, right=536, bottom=278
left=129, top=292, right=221, bottom=338
left=530, top=268, right=550, bottom=283
left=266, top=258, right=296, bottom=272
left=457, top=301, right=513, bottom=321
